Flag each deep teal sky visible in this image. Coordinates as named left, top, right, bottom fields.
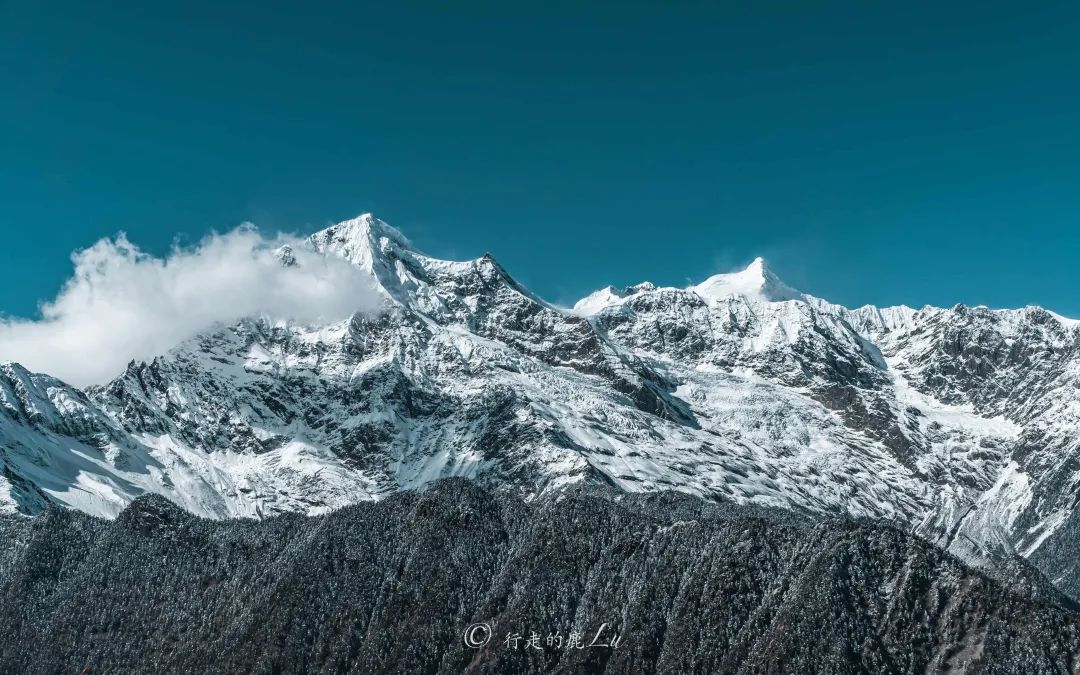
left=2, top=1, right=1079, bottom=318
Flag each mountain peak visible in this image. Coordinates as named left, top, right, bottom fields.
left=571, top=258, right=804, bottom=316
left=306, top=214, right=545, bottom=312
left=305, top=214, right=428, bottom=307
left=308, top=213, right=416, bottom=270
left=693, top=257, right=803, bottom=303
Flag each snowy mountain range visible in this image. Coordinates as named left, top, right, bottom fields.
left=2, top=214, right=1079, bottom=598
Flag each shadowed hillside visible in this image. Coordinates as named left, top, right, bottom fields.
left=0, top=479, right=1077, bottom=674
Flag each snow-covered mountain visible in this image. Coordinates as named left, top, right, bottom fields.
left=2, top=214, right=1079, bottom=596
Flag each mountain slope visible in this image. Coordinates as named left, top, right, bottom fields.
left=0, top=479, right=1077, bottom=674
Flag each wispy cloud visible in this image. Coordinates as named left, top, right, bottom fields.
left=0, top=226, right=380, bottom=387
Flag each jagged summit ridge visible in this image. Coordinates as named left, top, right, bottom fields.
left=573, top=258, right=801, bottom=315
left=305, top=213, right=549, bottom=314
left=574, top=256, right=848, bottom=317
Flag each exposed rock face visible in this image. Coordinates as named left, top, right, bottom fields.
left=1, top=213, right=1080, bottom=604
left=0, top=479, right=1076, bottom=675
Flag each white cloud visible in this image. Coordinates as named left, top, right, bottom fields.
left=0, top=226, right=381, bottom=387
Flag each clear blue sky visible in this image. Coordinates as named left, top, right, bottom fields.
left=2, top=1, right=1078, bottom=318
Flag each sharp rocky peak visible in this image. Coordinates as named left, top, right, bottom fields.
left=304, top=214, right=541, bottom=313
left=308, top=213, right=417, bottom=270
